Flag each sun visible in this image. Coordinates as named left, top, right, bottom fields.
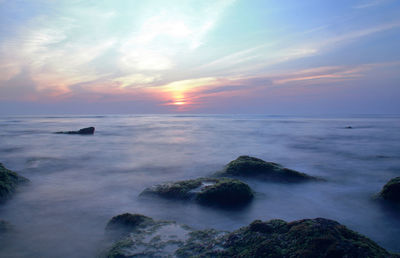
left=173, top=101, right=186, bottom=105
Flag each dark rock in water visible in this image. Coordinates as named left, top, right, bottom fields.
left=0, top=220, right=13, bottom=233
left=196, top=178, right=253, bottom=206
left=106, top=213, right=154, bottom=233
left=104, top=215, right=396, bottom=258
left=55, top=127, right=95, bottom=135
left=346, top=126, right=353, bottom=129
left=379, top=177, right=400, bottom=203
left=140, top=177, right=253, bottom=207
left=215, top=156, right=319, bottom=182
left=0, top=163, right=29, bottom=202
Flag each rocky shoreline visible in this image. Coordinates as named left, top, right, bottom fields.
left=104, top=213, right=399, bottom=257
left=1, top=156, right=399, bottom=257
left=103, top=156, right=400, bottom=257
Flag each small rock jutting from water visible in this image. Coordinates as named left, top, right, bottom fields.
left=215, top=155, right=319, bottom=182
left=0, top=163, right=29, bottom=203
left=55, top=127, right=95, bottom=135
left=140, top=177, right=254, bottom=207
left=379, top=177, right=400, bottom=203
left=0, top=220, right=13, bottom=233
left=103, top=214, right=397, bottom=258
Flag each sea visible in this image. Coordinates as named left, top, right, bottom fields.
left=0, top=114, right=399, bottom=257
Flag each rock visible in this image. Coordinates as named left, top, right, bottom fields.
left=0, top=220, right=13, bottom=233
left=55, top=127, right=95, bottom=135
left=106, top=213, right=154, bottom=233
left=196, top=178, right=254, bottom=206
left=346, top=126, right=353, bottom=129
left=104, top=215, right=397, bottom=258
left=379, top=177, right=400, bottom=203
left=140, top=177, right=253, bottom=207
left=105, top=213, right=194, bottom=258
left=0, top=163, right=29, bottom=202
left=216, top=156, right=318, bottom=182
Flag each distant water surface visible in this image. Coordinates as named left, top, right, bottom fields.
left=0, top=114, right=399, bottom=257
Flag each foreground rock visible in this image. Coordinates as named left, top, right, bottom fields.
left=55, top=126, right=95, bottom=135
left=0, top=163, right=28, bottom=202
left=379, top=177, right=400, bottom=203
left=216, top=156, right=318, bottom=182
left=104, top=214, right=396, bottom=257
left=105, top=213, right=194, bottom=257
left=140, top=177, right=253, bottom=207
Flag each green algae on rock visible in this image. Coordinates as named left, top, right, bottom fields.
left=0, top=163, right=29, bottom=202
left=140, top=177, right=253, bottom=207
left=104, top=215, right=397, bottom=258
left=106, top=213, right=154, bottom=233
left=105, top=213, right=193, bottom=258
left=379, top=177, right=400, bottom=203
left=216, top=155, right=318, bottom=182
left=196, top=178, right=253, bottom=206
left=211, top=218, right=394, bottom=257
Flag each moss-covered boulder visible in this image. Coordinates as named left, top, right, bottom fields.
left=216, top=156, right=318, bottom=182
left=104, top=215, right=397, bottom=257
left=105, top=213, right=193, bottom=258
left=196, top=179, right=253, bottom=206
left=379, top=177, right=400, bottom=203
left=205, top=218, right=394, bottom=257
left=140, top=177, right=253, bottom=207
left=0, top=163, right=28, bottom=202
left=106, top=213, right=154, bottom=232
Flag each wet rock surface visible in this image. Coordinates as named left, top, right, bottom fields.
left=105, top=213, right=194, bottom=258
left=104, top=214, right=397, bottom=258
left=379, top=177, right=400, bottom=203
left=55, top=126, right=95, bottom=135
left=216, top=155, right=319, bottom=182
left=0, top=163, right=28, bottom=202
left=140, top=177, right=253, bottom=207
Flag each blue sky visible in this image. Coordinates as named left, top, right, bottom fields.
left=0, top=0, right=399, bottom=114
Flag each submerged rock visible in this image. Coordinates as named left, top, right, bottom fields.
left=104, top=215, right=396, bottom=257
left=0, top=163, right=29, bottom=202
left=140, top=177, right=253, bottom=207
left=379, top=177, right=400, bottom=203
left=0, top=220, right=13, bottom=233
left=55, top=126, right=95, bottom=135
left=216, top=155, right=318, bottom=182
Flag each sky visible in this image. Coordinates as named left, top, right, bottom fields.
left=0, top=0, right=399, bottom=115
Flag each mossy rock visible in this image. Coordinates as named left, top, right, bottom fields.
left=0, top=163, right=29, bottom=202
left=379, top=177, right=400, bottom=203
left=106, top=213, right=154, bottom=232
left=196, top=178, right=253, bottom=206
left=140, top=178, right=205, bottom=200
left=178, top=218, right=396, bottom=257
left=140, top=177, right=253, bottom=207
left=104, top=214, right=397, bottom=257
left=104, top=213, right=193, bottom=258
left=216, top=156, right=318, bottom=182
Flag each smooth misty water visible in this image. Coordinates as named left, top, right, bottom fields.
left=0, top=114, right=399, bottom=257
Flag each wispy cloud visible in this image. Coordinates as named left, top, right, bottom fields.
left=0, top=0, right=236, bottom=100
left=354, top=0, right=388, bottom=9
